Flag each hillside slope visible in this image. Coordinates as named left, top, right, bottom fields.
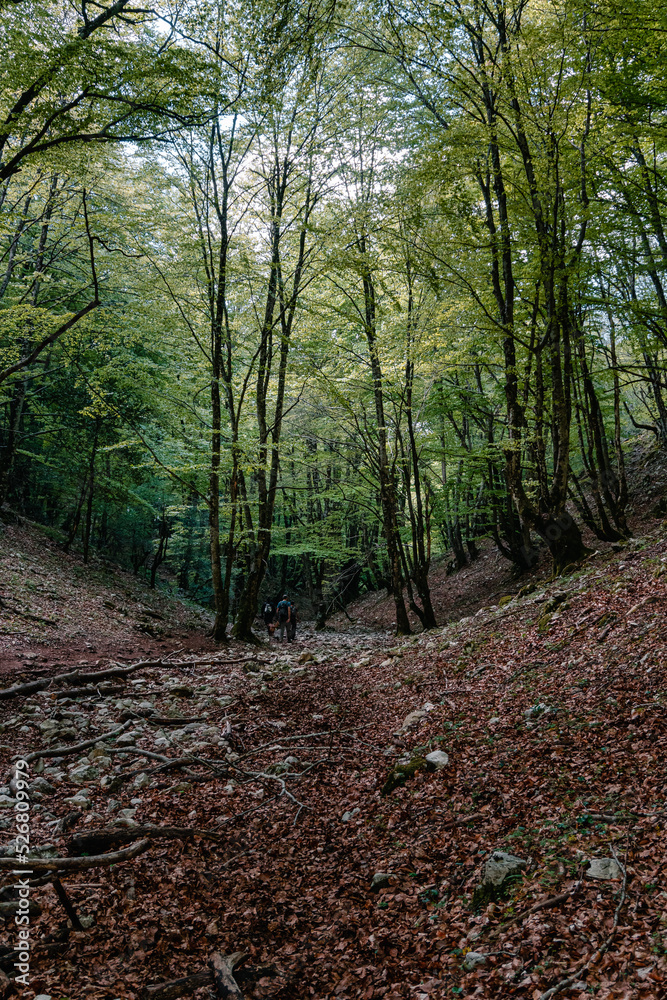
left=0, top=519, right=215, bottom=677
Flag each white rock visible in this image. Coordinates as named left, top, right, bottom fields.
left=115, top=732, right=137, bottom=747
left=425, top=750, right=449, bottom=770
left=113, top=809, right=138, bottom=827
left=64, top=793, right=91, bottom=808
left=370, top=872, right=391, bottom=892
left=397, top=709, right=427, bottom=733
left=30, top=777, right=55, bottom=794
left=585, top=858, right=623, bottom=880
left=342, top=808, right=360, bottom=822
left=482, top=851, right=528, bottom=887
left=463, top=951, right=487, bottom=971
left=68, top=764, right=99, bottom=784
left=133, top=772, right=151, bottom=789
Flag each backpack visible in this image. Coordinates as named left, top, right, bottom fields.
left=277, top=600, right=289, bottom=622
left=263, top=602, right=273, bottom=617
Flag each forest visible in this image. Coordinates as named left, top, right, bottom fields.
left=2, top=4, right=667, bottom=999
left=2, top=0, right=667, bottom=639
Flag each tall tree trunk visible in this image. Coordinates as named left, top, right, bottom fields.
left=82, top=420, right=99, bottom=564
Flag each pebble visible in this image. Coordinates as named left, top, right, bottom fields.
left=370, top=872, right=391, bottom=892
left=462, top=951, right=487, bottom=971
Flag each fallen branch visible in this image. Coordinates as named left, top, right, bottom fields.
left=170, top=656, right=269, bottom=667
left=140, top=715, right=209, bottom=727
left=67, top=824, right=226, bottom=854
left=52, top=877, right=82, bottom=930
left=491, top=882, right=582, bottom=937
left=20, top=721, right=132, bottom=763
left=0, top=659, right=162, bottom=699
left=0, top=838, right=151, bottom=873
left=210, top=951, right=246, bottom=999
left=107, top=746, right=228, bottom=784
left=538, top=847, right=627, bottom=1000
left=143, top=970, right=211, bottom=1000
left=399, top=808, right=484, bottom=828
left=53, top=685, right=126, bottom=699
left=234, top=727, right=371, bottom=762
left=144, top=952, right=248, bottom=1000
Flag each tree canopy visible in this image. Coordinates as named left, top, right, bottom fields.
left=2, top=0, right=666, bottom=637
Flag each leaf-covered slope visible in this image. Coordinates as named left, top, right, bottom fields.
left=0, top=519, right=215, bottom=675
left=0, top=527, right=665, bottom=998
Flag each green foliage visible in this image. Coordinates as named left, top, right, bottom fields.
left=2, top=0, right=666, bottom=627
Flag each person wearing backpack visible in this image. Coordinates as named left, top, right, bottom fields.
left=287, top=601, right=298, bottom=641
left=262, top=600, right=275, bottom=638
left=276, top=594, right=291, bottom=642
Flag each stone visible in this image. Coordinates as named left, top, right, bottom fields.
left=169, top=684, right=194, bottom=698
left=396, top=709, right=427, bottom=733
left=28, top=844, right=58, bottom=859
left=30, top=777, right=55, bottom=794
left=133, top=772, right=151, bottom=789
left=112, top=808, right=138, bottom=827
left=34, top=995, right=52, bottom=1000
left=64, top=793, right=91, bottom=809
left=462, top=951, right=487, bottom=971
left=115, top=732, right=137, bottom=747
left=0, top=795, right=18, bottom=808
left=342, top=808, right=360, bottom=822
left=481, top=851, right=528, bottom=888
left=381, top=755, right=428, bottom=795
left=524, top=703, right=552, bottom=720
left=68, top=764, right=100, bottom=784
left=370, top=872, right=391, bottom=892
left=88, top=747, right=111, bottom=761
left=585, top=858, right=623, bottom=880
left=488, top=717, right=501, bottom=725
left=425, top=750, right=449, bottom=770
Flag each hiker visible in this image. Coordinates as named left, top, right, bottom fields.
left=287, top=601, right=298, bottom=642
left=276, top=594, right=291, bottom=642
left=262, top=600, right=275, bottom=638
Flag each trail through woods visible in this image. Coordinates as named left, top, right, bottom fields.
left=1, top=529, right=666, bottom=998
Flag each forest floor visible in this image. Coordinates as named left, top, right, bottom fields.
left=0, top=446, right=666, bottom=1000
